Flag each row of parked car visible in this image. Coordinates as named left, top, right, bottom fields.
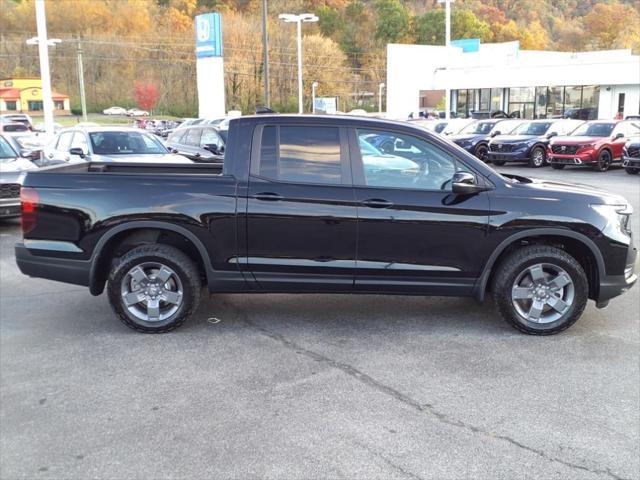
left=420, top=117, right=640, bottom=173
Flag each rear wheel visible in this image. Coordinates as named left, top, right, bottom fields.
left=474, top=144, right=489, bottom=162
left=528, top=146, right=546, bottom=168
left=593, top=150, right=612, bottom=172
left=551, top=163, right=565, bottom=170
left=492, top=245, right=588, bottom=335
left=107, top=244, right=201, bottom=333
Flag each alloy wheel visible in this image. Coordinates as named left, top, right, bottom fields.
left=511, top=263, right=575, bottom=324
left=120, top=262, right=184, bottom=323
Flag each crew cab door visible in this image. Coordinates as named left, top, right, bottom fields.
left=350, top=127, right=491, bottom=294
left=244, top=124, right=357, bottom=291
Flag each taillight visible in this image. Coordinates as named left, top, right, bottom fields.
left=20, top=187, right=39, bottom=235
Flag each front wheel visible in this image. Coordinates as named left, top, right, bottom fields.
left=492, top=245, right=588, bottom=335
left=107, top=244, right=202, bottom=333
left=593, top=150, right=612, bottom=172
left=474, top=144, right=489, bottom=162
left=528, top=146, right=546, bottom=168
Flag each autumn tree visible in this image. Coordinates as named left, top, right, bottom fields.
left=134, top=81, right=160, bottom=112
left=373, top=0, right=411, bottom=44
left=414, top=9, right=492, bottom=45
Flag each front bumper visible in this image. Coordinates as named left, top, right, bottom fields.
left=487, top=150, right=530, bottom=162
left=0, top=198, right=20, bottom=218
left=548, top=151, right=595, bottom=165
left=597, top=243, right=637, bottom=304
left=622, top=156, right=640, bottom=169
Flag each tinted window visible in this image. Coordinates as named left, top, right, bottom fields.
left=571, top=123, right=615, bottom=137
left=257, top=126, right=342, bottom=185
left=513, top=122, right=552, bottom=135
left=56, top=131, right=74, bottom=151
left=184, top=128, right=202, bottom=147
left=357, top=129, right=466, bottom=191
left=89, top=131, right=166, bottom=154
left=168, top=129, right=186, bottom=144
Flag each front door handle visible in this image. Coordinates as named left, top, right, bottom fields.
left=362, top=198, right=393, bottom=209
left=252, top=192, right=283, bottom=201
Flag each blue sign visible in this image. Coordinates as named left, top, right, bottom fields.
left=195, top=13, right=223, bottom=58
left=451, top=38, right=480, bottom=53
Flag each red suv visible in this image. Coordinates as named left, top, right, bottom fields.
left=548, top=120, right=640, bottom=172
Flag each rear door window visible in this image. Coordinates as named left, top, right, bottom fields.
left=56, top=131, right=74, bottom=151
left=254, top=125, right=343, bottom=185
left=184, top=128, right=202, bottom=147
left=200, top=128, right=222, bottom=147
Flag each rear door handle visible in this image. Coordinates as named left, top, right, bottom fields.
left=252, top=192, right=283, bottom=201
left=362, top=198, right=393, bottom=209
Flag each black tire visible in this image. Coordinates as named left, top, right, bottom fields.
left=492, top=160, right=506, bottom=166
left=491, top=245, right=588, bottom=335
left=551, top=163, right=565, bottom=170
left=593, top=150, right=612, bottom=172
left=625, top=167, right=639, bottom=175
left=107, top=244, right=201, bottom=333
left=474, top=143, right=489, bottom=162
left=528, top=146, right=546, bottom=168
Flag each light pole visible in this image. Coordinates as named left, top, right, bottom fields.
left=279, top=13, right=318, bottom=114
left=438, top=0, right=454, bottom=120
left=378, top=82, right=385, bottom=116
left=311, top=81, right=318, bottom=113
left=261, top=0, right=270, bottom=107
left=26, top=0, right=60, bottom=136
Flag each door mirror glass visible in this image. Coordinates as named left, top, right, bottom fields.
left=451, top=171, right=480, bottom=194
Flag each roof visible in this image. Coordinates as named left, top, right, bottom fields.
left=0, top=88, right=20, bottom=99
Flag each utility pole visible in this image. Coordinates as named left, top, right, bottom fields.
left=378, top=82, right=385, bottom=116
left=34, top=0, right=54, bottom=136
left=438, top=0, right=454, bottom=120
left=76, top=39, right=87, bottom=122
left=261, top=0, right=270, bottom=107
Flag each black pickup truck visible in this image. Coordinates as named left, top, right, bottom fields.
left=15, top=115, right=637, bottom=334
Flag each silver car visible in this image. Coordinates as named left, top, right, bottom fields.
left=0, top=134, right=36, bottom=218
left=43, top=126, right=193, bottom=164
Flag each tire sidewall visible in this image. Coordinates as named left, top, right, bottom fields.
left=530, top=146, right=546, bottom=168
left=108, top=250, right=198, bottom=332
left=496, top=253, right=588, bottom=334
left=596, top=150, right=611, bottom=172
left=475, top=144, right=489, bottom=162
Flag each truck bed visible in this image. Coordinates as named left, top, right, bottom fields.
left=35, top=161, right=224, bottom=176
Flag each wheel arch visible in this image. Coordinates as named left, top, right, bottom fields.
left=474, top=228, right=605, bottom=303
left=89, top=221, right=212, bottom=296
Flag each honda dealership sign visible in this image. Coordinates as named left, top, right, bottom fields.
left=195, top=13, right=225, bottom=118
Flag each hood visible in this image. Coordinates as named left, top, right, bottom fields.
left=92, top=153, right=193, bottom=164
left=0, top=157, right=36, bottom=173
left=491, top=134, right=540, bottom=143
left=449, top=133, right=485, bottom=143
left=550, top=136, right=604, bottom=145
left=502, top=174, right=629, bottom=206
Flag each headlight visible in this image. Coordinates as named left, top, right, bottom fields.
left=591, top=204, right=633, bottom=234
left=577, top=143, right=596, bottom=149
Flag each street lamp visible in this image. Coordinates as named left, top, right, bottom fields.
left=378, top=82, right=385, bottom=116
left=437, top=0, right=455, bottom=120
left=279, top=13, right=318, bottom=114
left=311, top=81, right=318, bottom=113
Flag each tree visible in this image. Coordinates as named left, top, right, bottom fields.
left=373, top=0, right=411, bottom=44
left=583, top=3, right=640, bottom=50
left=134, top=81, right=160, bottom=112
left=414, top=9, right=491, bottom=45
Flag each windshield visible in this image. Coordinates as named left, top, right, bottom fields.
left=359, top=137, right=383, bottom=156
left=512, top=122, right=552, bottom=136
left=89, top=131, right=167, bottom=155
left=0, top=136, right=17, bottom=160
left=460, top=121, right=496, bottom=135
left=571, top=123, right=615, bottom=137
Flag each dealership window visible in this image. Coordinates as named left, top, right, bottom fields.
left=4, top=101, right=17, bottom=111
left=54, top=100, right=64, bottom=110
left=27, top=100, right=43, bottom=111
left=581, top=86, right=600, bottom=120
left=508, top=87, right=535, bottom=119
left=478, top=89, right=490, bottom=111
left=491, top=89, right=502, bottom=111
left=563, top=86, right=582, bottom=117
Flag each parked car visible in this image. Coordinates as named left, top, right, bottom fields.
left=165, top=125, right=225, bottom=164
left=32, top=122, right=63, bottom=133
left=488, top=119, right=583, bottom=167
left=470, top=110, right=511, bottom=119
left=1, top=113, right=33, bottom=130
left=0, top=134, right=36, bottom=218
left=0, top=121, right=29, bottom=133
left=126, top=108, right=149, bottom=117
left=548, top=120, right=640, bottom=172
left=43, top=127, right=193, bottom=164
left=563, top=107, right=598, bottom=121
left=448, top=119, right=524, bottom=162
left=622, top=138, right=640, bottom=175
left=15, top=115, right=636, bottom=335
left=3, top=132, right=47, bottom=164
left=103, top=106, right=128, bottom=115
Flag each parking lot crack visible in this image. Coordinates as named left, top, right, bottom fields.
left=353, top=440, right=424, bottom=480
left=233, top=311, right=630, bottom=480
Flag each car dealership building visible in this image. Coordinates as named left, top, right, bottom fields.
left=386, top=41, right=640, bottom=121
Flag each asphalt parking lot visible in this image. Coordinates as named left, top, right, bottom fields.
left=1, top=165, right=638, bottom=480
